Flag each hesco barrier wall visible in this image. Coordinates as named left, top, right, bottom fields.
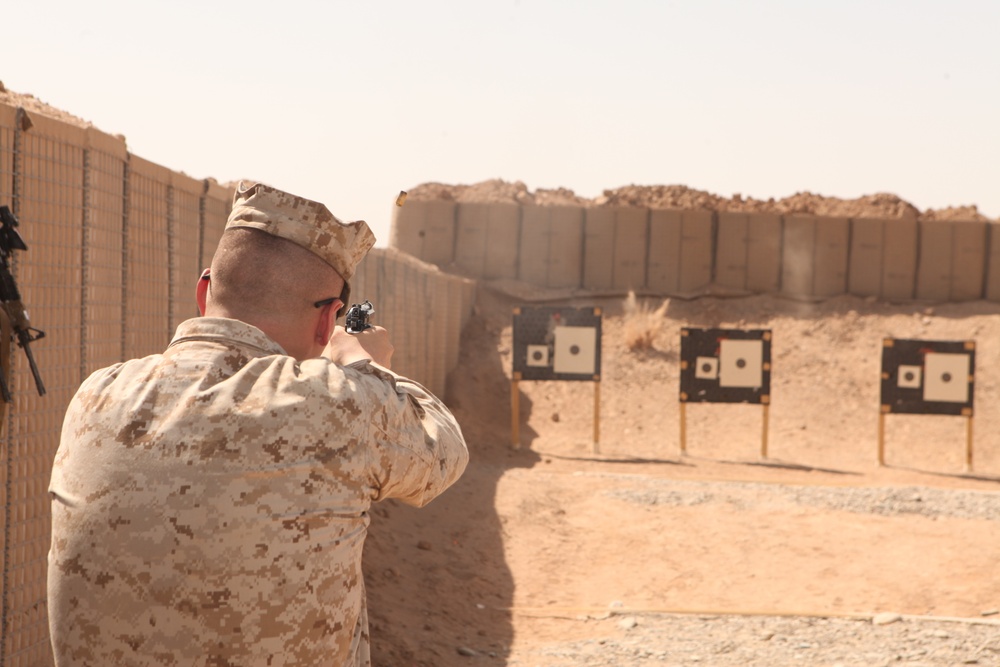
left=393, top=199, right=1000, bottom=302
left=0, top=102, right=474, bottom=667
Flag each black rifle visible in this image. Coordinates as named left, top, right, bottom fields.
left=345, top=300, right=375, bottom=334
left=0, top=206, right=45, bottom=400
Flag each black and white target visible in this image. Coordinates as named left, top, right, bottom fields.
left=680, top=328, right=772, bottom=404
left=512, top=306, right=602, bottom=381
left=881, top=338, right=975, bottom=416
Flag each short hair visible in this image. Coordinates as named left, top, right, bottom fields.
left=209, top=228, right=342, bottom=321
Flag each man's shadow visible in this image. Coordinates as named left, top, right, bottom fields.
left=365, top=287, right=540, bottom=666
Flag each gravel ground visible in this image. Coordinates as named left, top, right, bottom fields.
left=505, top=613, right=1000, bottom=667
left=499, top=476, right=1000, bottom=667
left=601, top=476, right=1000, bottom=523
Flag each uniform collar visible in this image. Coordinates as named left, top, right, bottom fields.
left=167, top=317, right=288, bottom=357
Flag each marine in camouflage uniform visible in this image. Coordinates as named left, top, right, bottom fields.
left=48, top=182, right=469, bottom=666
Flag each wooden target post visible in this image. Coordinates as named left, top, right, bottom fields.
left=879, top=338, right=976, bottom=472
left=679, top=328, right=772, bottom=459
left=510, top=306, right=603, bottom=453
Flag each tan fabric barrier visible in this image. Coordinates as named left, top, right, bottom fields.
left=519, top=205, right=584, bottom=289
left=781, top=215, right=849, bottom=299
left=647, top=209, right=713, bottom=295
left=83, top=128, right=127, bottom=373
left=202, top=180, right=230, bottom=272
left=125, top=155, right=171, bottom=359
left=454, top=202, right=520, bottom=280
left=583, top=207, right=615, bottom=290
left=986, top=223, right=1000, bottom=302
left=390, top=199, right=456, bottom=267
left=0, top=105, right=14, bottom=202
left=170, top=173, right=204, bottom=332
left=916, top=219, right=987, bottom=302
left=612, top=207, right=648, bottom=291
left=848, top=218, right=918, bottom=301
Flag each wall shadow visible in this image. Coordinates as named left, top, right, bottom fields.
left=364, top=286, right=540, bottom=666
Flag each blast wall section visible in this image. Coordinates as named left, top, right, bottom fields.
left=0, top=102, right=475, bottom=666
left=393, top=198, right=999, bottom=304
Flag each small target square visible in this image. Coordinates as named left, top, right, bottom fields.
left=526, top=344, right=549, bottom=368
left=695, top=356, right=719, bottom=380
left=897, top=364, right=922, bottom=389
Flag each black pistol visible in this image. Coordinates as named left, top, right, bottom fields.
left=0, top=205, right=46, bottom=401
left=345, top=300, right=375, bottom=334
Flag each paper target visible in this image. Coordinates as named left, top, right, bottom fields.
left=880, top=338, right=974, bottom=416
left=897, top=365, right=922, bottom=389
left=695, top=356, right=719, bottom=380
left=923, top=353, right=970, bottom=404
left=680, top=328, right=772, bottom=404
left=512, top=306, right=602, bottom=381
left=553, top=326, right=596, bottom=375
left=526, top=344, right=549, bottom=368
left=719, top=339, right=763, bottom=388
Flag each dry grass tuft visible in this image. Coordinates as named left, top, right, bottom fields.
left=622, top=292, right=668, bottom=351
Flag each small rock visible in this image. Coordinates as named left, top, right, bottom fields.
left=609, top=600, right=624, bottom=609
left=617, top=616, right=638, bottom=630
left=872, top=612, right=902, bottom=625
left=551, top=412, right=560, bottom=422
left=456, top=646, right=478, bottom=657
left=981, top=609, right=999, bottom=616
left=416, top=540, right=432, bottom=551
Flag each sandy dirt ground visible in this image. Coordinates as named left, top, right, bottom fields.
left=363, top=285, right=1000, bottom=667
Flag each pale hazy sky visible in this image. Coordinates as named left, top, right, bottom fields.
left=3, top=0, right=998, bottom=244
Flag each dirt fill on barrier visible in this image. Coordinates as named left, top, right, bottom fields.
left=364, top=286, right=1000, bottom=666
left=405, top=178, right=996, bottom=222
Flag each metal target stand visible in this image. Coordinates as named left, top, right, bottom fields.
left=678, top=396, right=770, bottom=458
left=679, top=328, right=773, bottom=458
left=510, top=306, right=603, bottom=453
left=511, top=372, right=600, bottom=452
left=878, top=338, right=976, bottom=472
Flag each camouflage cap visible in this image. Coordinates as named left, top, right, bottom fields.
left=226, top=182, right=376, bottom=282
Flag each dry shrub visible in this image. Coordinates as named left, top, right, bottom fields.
left=622, top=292, right=668, bottom=351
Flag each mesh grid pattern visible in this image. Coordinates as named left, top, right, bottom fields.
left=5, top=117, right=85, bottom=667
left=124, top=160, right=170, bottom=359
left=169, top=181, right=203, bottom=332
left=82, top=142, right=125, bottom=373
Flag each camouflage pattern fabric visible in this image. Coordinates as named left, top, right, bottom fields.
left=226, top=182, right=376, bottom=283
left=48, top=317, right=468, bottom=666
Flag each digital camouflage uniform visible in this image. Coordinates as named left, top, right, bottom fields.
left=48, top=183, right=469, bottom=666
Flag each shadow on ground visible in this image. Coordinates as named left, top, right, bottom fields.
left=365, top=287, right=540, bottom=666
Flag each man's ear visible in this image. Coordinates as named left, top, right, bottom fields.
left=196, top=269, right=211, bottom=316
left=314, top=299, right=341, bottom=346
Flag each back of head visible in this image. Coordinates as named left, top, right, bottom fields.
left=208, top=182, right=377, bottom=324
left=210, top=228, right=338, bottom=322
